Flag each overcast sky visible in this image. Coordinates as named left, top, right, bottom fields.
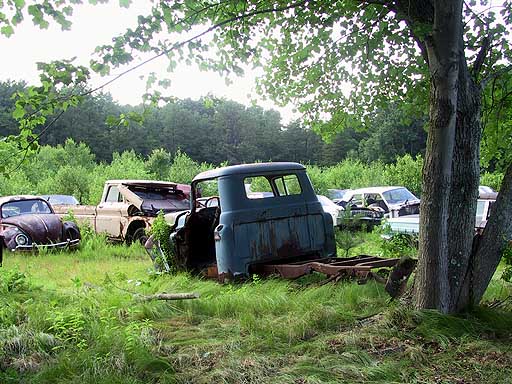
left=0, top=2, right=297, bottom=122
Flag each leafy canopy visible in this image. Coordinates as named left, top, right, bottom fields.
left=1, top=0, right=512, bottom=160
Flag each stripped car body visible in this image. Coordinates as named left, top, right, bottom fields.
left=386, top=187, right=497, bottom=236
left=0, top=195, right=80, bottom=251
left=166, top=162, right=337, bottom=280
left=53, top=180, right=191, bottom=243
left=340, top=186, right=420, bottom=218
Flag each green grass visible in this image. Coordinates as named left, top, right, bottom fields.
left=1, top=235, right=512, bottom=383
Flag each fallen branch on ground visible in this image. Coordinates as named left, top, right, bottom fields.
left=137, top=292, right=200, bottom=301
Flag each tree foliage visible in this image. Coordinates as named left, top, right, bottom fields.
left=0, top=81, right=427, bottom=166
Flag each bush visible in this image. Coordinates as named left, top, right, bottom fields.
left=384, top=154, right=423, bottom=197
left=501, top=243, right=512, bottom=283
left=148, top=212, right=175, bottom=272
left=480, top=172, right=503, bottom=192
left=168, top=149, right=214, bottom=184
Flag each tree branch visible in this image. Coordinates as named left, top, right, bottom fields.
left=82, top=0, right=310, bottom=97
left=480, top=65, right=512, bottom=89
left=472, top=36, right=490, bottom=79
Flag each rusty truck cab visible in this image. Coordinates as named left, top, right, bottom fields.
left=171, top=162, right=336, bottom=280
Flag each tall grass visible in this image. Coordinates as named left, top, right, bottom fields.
left=1, top=233, right=511, bottom=383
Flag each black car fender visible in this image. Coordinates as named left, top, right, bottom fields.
left=62, top=221, right=81, bottom=241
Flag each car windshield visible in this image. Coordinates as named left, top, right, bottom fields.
left=328, top=189, right=347, bottom=200
left=43, top=195, right=79, bottom=205
left=382, top=188, right=417, bottom=204
left=1, top=199, right=52, bottom=218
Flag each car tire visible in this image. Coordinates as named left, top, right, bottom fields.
left=130, top=227, right=148, bottom=246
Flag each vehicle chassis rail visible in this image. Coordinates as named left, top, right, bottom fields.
left=261, top=255, right=400, bottom=280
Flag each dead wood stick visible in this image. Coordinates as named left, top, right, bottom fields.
left=138, top=292, right=200, bottom=301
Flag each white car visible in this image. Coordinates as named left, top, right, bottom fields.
left=387, top=187, right=497, bottom=236
left=341, top=186, right=420, bottom=218
left=317, top=195, right=343, bottom=227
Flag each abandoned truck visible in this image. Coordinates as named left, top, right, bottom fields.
left=158, top=162, right=337, bottom=280
left=0, top=195, right=81, bottom=251
left=53, top=180, right=191, bottom=244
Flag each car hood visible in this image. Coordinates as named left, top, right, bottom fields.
left=118, top=184, right=190, bottom=215
left=2, top=214, right=63, bottom=243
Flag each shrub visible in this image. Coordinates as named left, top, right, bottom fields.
left=145, top=148, right=172, bottom=180
left=148, top=211, right=174, bottom=272
left=384, top=154, right=423, bottom=197
left=480, top=172, right=503, bottom=192
left=168, top=149, right=213, bottom=184
left=501, top=243, right=512, bottom=283
left=0, top=269, right=31, bottom=294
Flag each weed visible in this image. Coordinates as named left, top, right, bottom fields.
left=0, top=269, right=31, bottom=293
left=47, top=310, right=88, bottom=350
left=335, top=229, right=364, bottom=257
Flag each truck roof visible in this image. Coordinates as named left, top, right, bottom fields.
left=192, top=162, right=306, bottom=182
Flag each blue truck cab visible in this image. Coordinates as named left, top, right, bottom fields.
left=170, top=162, right=336, bottom=280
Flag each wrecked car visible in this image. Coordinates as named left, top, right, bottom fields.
left=161, top=162, right=337, bottom=280
left=0, top=195, right=81, bottom=251
left=53, top=180, right=191, bottom=244
left=340, top=186, right=420, bottom=218
left=386, top=186, right=497, bottom=237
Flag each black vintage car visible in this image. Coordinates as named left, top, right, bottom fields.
left=0, top=195, right=81, bottom=252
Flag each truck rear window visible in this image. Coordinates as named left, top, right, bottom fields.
left=245, top=174, right=302, bottom=199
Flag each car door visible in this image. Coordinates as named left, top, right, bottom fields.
left=96, top=185, right=124, bottom=238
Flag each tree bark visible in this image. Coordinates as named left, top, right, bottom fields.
left=464, top=163, right=512, bottom=305
left=414, top=0, right=463, bottom=312
left=447, top=46, right=482, bottom=312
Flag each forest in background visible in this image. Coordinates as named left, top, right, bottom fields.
left=0, top=80, right=427, bottom=166
left=0, top=80, right=504, bottom=204
left=0, top=138, right=503, bottom=206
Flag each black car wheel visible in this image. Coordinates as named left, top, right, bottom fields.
left=131, top=227, right=148, bottom=246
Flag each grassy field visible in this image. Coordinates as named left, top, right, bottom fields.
left=1, top=234, right=512, bottom=384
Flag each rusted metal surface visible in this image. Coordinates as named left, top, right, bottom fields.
left=258, top=255, right=400, bottom=280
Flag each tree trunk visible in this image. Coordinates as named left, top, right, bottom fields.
left=463, top=163, right=512, bottom=305
left=414, top=0, right=462, bottom=312
left=447, top=47, right=482, bottom=312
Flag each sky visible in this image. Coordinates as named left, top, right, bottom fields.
left=0, top=2, right=297, bottom=122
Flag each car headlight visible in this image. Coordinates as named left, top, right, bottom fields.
left=15, top=233, right=29, bottom=246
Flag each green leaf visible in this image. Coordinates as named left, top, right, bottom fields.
left=12, top=105, right=25, bottom=120
left=0, top=25, right=14, bottom=37
left=119, top=0, right=131, bottom=8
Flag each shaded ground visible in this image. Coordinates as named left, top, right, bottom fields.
left=1, top=243, right=512, bottom=383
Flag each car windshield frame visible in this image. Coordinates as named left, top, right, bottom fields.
left=381, top=188, right=417, bottom=205
left=1, top=199, right=53, bottom=218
